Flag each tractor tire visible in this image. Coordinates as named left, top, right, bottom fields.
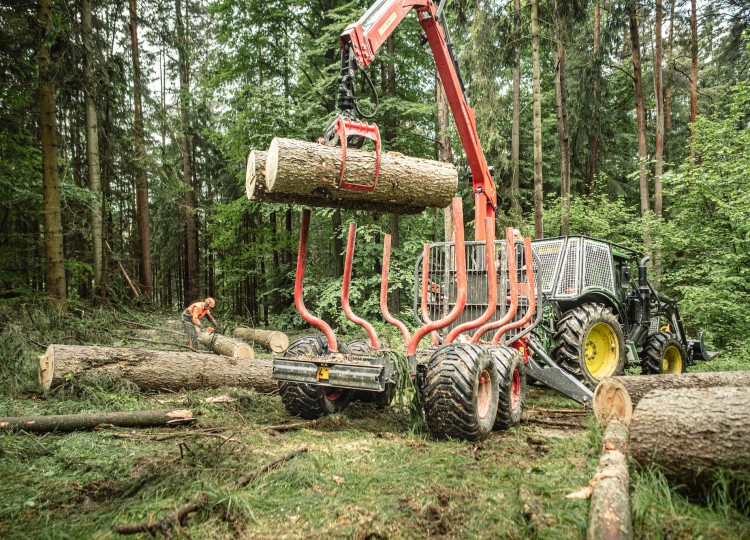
left=491, top=346, right=526, bottom=430
left=278, top=335, right=352, bottom=419
left=423, top=344, right=499, bottom=441
left=641, top=332, right=688, bottom=375
left=346, top=339, right=395, bottom=409
left=553, top=303, right=626, bottom=389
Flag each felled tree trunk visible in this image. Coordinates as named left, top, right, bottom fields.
left=246, top=149, right=422, bottom=213
left=0, top=409, right=194, bottom=433
left=593, top=371, right=750, bottom=424
left=232, top=327, right=289, bottom=353
left=630, top=386, right=750, bottom=484
left=196, top=330, right=254, bottom=359
left=587, top=419, right=632, bottom=540
left=39, top=344, right=275, bottom=393
left=264, top=137, right=457, bottom=212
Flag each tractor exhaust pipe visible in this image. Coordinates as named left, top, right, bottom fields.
left=638, top=255, right=650, bottom=287
left=629, top=255, right=652, bottom=344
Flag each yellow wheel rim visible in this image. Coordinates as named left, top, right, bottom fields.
left=584, top=322, right=620, bottom=380
left=662, top=345, right=683, bottom=373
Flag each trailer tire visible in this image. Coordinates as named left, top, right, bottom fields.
left=492, top=346, right=526, bottom=429
left=641, top=332, right=687, bottom=375
left=424, top=344, right=498, bottom=441
left=553, top=303, right=626, bottom=388
left=346, top=339, right=395, bottom=409
left=278, top=335, right=352, bottom=419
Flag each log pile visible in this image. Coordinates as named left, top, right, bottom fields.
left=593, top=371, right=750, bottom=424
left=39, top=344, right=276, bottom=393
left=195, top=329, right=254, bottom=359
left=246, top=138, right=458, bottom=214
left=0, top=409, right=194, bottom=433
left=586, top=371, right=750, bottom=536
left=232, top=327, right=288, bottom=353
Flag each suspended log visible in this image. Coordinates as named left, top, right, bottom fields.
left=593, top=371, right=750, bottom=424
left=195, top=330, right=254, bottom=359
left=38, top=344, right=275, bottom=393
left=630, top=386, right=750, bottom=484
left=232, top=327, right=289, bottom=353
left=0, top=409, right=194, bottom=433
left=264, top=137, right=457, bottom=212
left=587, top=419, right=632, bottom=540
left=246, top=150, right=268, bottom=199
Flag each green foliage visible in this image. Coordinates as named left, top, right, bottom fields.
left=659, top=84, right=750, bottom=352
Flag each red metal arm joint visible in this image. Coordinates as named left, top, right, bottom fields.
left=342, top=222, right=381, bottom=348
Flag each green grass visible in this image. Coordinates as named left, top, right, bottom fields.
left=0, top=304, right=748, bottom=538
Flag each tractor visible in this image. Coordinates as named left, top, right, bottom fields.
left=264, top=0, right=715, bottom=441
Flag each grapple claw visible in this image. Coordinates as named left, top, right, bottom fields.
left=322, top=116, right=381, bottom=192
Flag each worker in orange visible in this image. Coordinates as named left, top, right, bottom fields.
left=180, top=297, right=218, bottom=348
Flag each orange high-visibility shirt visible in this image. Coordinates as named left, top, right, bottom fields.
left=183, top=302, right=214, bottom=326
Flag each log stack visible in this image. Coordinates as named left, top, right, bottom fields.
left=232, top=327, right=288, bottom=353
left=246, top=138, right=458, bottom=214
left=39, top=344, right=276, bottom=393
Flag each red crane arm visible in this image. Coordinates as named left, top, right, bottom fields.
left=337, top=0, right=497, bottom=240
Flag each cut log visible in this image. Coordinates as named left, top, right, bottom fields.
left=0, top=409, right=194, bottom=433
left=39, top=344, right=275, bottom=393
left=232, top=327, right=289, bottom=353
left=246, top=150, right=268, bottom=200
left=587, top=419, right=632, bottom=540
left=246, top=148, right=424, bottom=214
left=265, top=137, right=457, bottom=212
left=195, top=330, right=254, bottom=359
left=593, top=371, right=750, bottom=425
left=630, top=386, right=750, bottom=484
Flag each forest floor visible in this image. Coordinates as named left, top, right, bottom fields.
left=0, top=305, right=748, bottom=539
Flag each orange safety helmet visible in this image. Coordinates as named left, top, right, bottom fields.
left=205, top=297, right=216, bottom=308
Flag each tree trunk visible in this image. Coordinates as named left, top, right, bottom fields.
left=196, top=330, right=254, bottom=359
left=689, top=0, right=698, bottom=163
left=629, top=0, right=649, bottom=218
left=265, top=138, right=457, bottom=211
left=332, top=209, right=344, bottom=278
left=531, top=0, right=544, bottom=238
left=82, top=0, right=104, bottom=301
left=247, top=149, right=414, bottom=213
left=436, top=77, right=454, bottom=241
left=631, top=386, right=750, bottom=484
left=37, top=0, right=67, bottom=311
left=593, top=371, right=750, bottom=425
left=510, top=0, right=522, bottom=222
left=588, top=1, right=601, bottom=196
left=553, top=26, right=571, bottom=236
left=232, top=328, right=289, bottom=353
left=665, top=0, right=675, bottom=161
left=39, top=344, right=276, bottom=393
left=128, top=0, right=152, bottom=296
left=654, top=0, right=664, bottom=217
left=0, top=409, right=194, bottom=433
left=587, top=419, right=632, bottom=540
left=176, top=0, right=199, bottom=300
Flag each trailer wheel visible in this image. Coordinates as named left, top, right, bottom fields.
left=553, top=303, right=626, bottom=388
left=278, top=336, right=352, bottom=419
left=346, top=339, right=395, bottom=409
left=423, top=344, right=499, bottom=441
left=641, top=332, right=687, bottom=375
left=492, top=346, right=526, bottom=429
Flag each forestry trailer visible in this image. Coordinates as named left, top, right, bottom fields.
left=268, top=0, right=715, bottom=441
